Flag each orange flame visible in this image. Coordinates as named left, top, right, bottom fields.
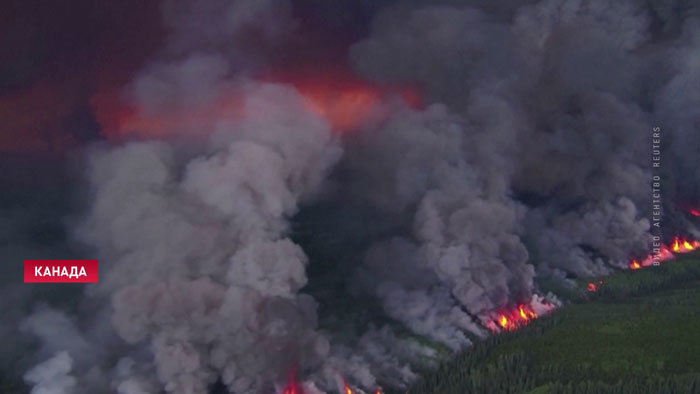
left=490, top=304, right=539, bottom=332
left=672, top=238, right=680, bottom=252
left=629, top=259, right=641, bottom=270
left=628, top=236, right=700, bottom=270
left=344, top=384, right=354, bottom=394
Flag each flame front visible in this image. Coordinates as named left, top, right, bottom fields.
left=489, top=304, right=540, bottom=332
left=628, top=236, right=700, bottom=270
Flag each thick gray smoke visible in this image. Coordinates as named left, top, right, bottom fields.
left=82, top=83, right=348, bottom=393
left=12, top=0, right=700, bottom=393
left=21, top=80, right=344, bottom=394
left=346, top=103, right=535, bottom=336
left=340, top=0, right=695, bottom=360
left=19, top=1, right=343, bottom=392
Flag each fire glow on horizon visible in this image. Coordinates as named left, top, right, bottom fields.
left=91, top=73, right=421, bottom=140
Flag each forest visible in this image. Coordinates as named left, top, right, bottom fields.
left=404, top=253, right=700, bottom=394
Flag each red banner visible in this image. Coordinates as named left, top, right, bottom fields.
left=24, top=260, right=99, bottom=283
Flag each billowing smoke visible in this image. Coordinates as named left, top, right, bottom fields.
left=9, top=0, right=700, bottom=393
left=346, top=103, right=535, bottom=335
left=81, top=81, right=349, bottom=393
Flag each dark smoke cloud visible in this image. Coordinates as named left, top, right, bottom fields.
left=341, top=0, right=694, bottom=358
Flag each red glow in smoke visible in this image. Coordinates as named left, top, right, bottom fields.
left=689, top=209, right=700, bottom=217
left=91, top=87, right=245, bottom=140
left=264, top=69, right=422, bottom=129
left=282, top=370, right=305, bottom=394
left=91, top=71, right=421, bottom=140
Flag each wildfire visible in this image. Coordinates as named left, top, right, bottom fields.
left=92, top=71, right=421, bottom=140
left=488, top=304, right=539, bottom=332
left=344, top=384, right=354, bottom=394
left=628, top=236, right=700, bottom=270
left=629, top=260, right=641, bottom=270
left=586, top=280, right=604, bottom=292
left=282, top=371, right=305, bottom=394
left=689, top=209, right=700, bottom=217
left=672, top=237, right=700, bottom=252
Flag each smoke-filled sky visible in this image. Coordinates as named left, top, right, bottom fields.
left=2, top=1, right=700, bottom=394
left=0, top=0, right=390, bottom=156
